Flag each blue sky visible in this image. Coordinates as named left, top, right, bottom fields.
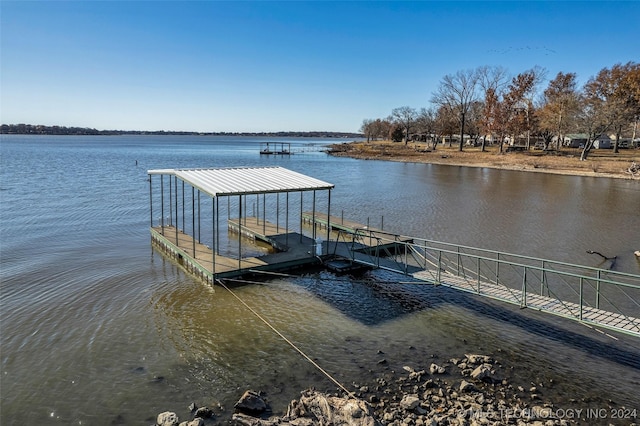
left=1, top=1, right=639, bottom=133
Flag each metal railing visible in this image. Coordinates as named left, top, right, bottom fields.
left=330, top=227, right=640, bottom=337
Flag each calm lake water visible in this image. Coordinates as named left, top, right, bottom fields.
left=1, top=135, right=639, bottom=425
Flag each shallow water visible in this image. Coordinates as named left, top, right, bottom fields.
left=1, top=135, right=639, bottom=425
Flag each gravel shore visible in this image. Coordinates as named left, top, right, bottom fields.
left=154, top=352, right=638, bottom=426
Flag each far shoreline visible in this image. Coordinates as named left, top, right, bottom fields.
left=328, top=140, right=640, bottom=180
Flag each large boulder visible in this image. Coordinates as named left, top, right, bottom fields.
left=286, top=390, right=378, bottom=426
left=235, top=390, right=268, bottom=415
left=157, top=411, right=179, bottom=426
left=232, top=389, right=378, bottom=426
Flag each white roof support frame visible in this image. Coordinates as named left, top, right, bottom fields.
left=147, top=166, right=334, bottom=279
left=148, top=166, right=334, bottom=197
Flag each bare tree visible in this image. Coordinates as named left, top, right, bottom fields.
left=538, top=72, right=581, bottom=151
left=434, top=105, right=459, bottom=148
left=390, top=106, right=418, bottom=145
left=503, top=68, right=546, bottom=149
left=477, top=66, right=510, bottom=151
left=580, top=63, right=640, bottom=159
left=414, top=107, right=437, bottom=148
left=431, top=69, right=480, bottom=151
left=360, top=119, right=374, bottom=142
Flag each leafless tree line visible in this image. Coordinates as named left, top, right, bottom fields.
left=361, top=62, right=640, bottom=160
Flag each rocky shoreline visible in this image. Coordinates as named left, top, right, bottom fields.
left=153, top=352, right=636, bottom=426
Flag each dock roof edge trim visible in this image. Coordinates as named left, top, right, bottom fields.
left=148, top=166, right=334, bottom=197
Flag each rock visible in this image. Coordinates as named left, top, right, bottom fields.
left=459, top=380, right=476, bottom=393
left=464, top=354, right=491, bottom=365
left=470, top=364, right=493, bottom=381
left=179, top=419, right=204, bottom=426
left=429, top=363, right=446, bottom=375
left=157, top=411, right=179, bottom=426
left=234, top=390, right=268, bottom=414
left=188, top=402, right=197, bottom=412
left=287, top=390, right=377, bottom=426
left=400, top=394, right=420, bottom=410
left=194, top=407, right=214, bottom=419
left=232, top=413, right=280, bottom=426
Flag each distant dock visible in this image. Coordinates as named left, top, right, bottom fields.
left=260, top=142, right=291, bottom=155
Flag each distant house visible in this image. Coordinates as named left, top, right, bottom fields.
left=593, top=135, right=612, bottom=149
left=556, top=134, right=587, bottom=148
left=555, top=133, right=612, bottom=149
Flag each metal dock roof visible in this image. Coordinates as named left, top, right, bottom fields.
left=148, top=166, right=334, bottom=197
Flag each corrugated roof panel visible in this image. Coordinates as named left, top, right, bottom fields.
left=148, top=166, right=334, bottom=197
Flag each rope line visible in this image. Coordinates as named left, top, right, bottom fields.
left=216, top=279, right=356, bottom=399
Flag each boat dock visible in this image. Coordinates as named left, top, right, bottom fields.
left=148, top=166, right=640, bottom=338
left=148, top=167, right=333, bottom=281
left=260, top=142, right=291, bottom=155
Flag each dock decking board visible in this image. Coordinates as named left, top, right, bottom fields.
left=151, top=224, right=320, bottom=280
left=301, top=212, right=413, bottom=248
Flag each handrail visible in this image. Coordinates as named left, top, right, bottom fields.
left=347, top=227, right=640, bottom=282
left=328, top=227, right=640, bottom=337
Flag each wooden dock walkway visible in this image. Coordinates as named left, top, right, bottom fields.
left=301, top=212, right=413, bottom=250
left=151, top=223, right=320, bottom=280
left=412, top=269, right=640, bottom=336
left=228, top=217, right=302, bottom=251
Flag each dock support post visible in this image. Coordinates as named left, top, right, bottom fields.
left=198, top=190, right=201, bottom=243
left=149, top=175, right=153, bottom=228
left=312, top=190, right=317, bottom=241
left=216, top=197, right=220, bottom=255
left=579, top=277, right=584, bottom=320
left=540, top=260, right=546, bottom=296
left=238, top=194, right=242, bottom=270
left=326, top=189, right=331, bottom=255
left=299, top=192, right=303, bottom=243
left=521, top=267, right=527, bottom=308
left=285, top=192, right=289, bottom=247
left=596, top=270, right=601, bottom=309
left=404, top=241, right=408, bottom=274
left=160, top=175, right=165, bottom=235
left=182, top=181, right=185, bottom=231
left=262, top=193, right=266, bottom=235
left=477, top=257, right=481, bottom=292
left=169, top=175, right=173, bottom=228
left=192, top=187, right=196, bottom=257
left=212, top=199, right=216, bottom=278
left=175, top=176, right=178, bottom=245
